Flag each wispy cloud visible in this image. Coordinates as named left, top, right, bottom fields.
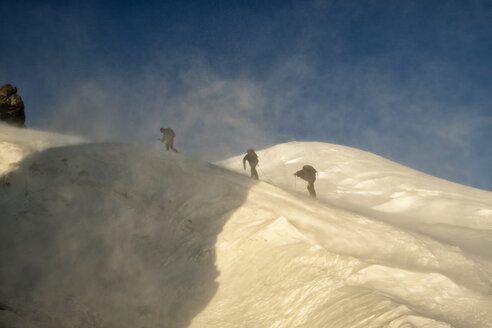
left=41, top=58, right=275, bottom=161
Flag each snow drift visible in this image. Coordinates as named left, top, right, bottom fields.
left=1, top=125, right=491, bottom=328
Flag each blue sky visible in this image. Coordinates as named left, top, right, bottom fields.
left=1, top=0, right=492, bottom=190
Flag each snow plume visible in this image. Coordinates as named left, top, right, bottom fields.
left=41, top=59, right=274, bottom=161
left=31, top=51, right=492, bottom=190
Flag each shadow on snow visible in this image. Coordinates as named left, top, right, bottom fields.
left=0, top=142, right=256, bottom=328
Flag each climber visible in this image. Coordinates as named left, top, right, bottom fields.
left=159, top=127, right=178, bottom=152
left=243, top=149, right=259, bottom=179
left=294, top=165, right=317, bottom=198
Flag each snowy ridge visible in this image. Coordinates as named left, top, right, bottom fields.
left=0, top=126, right=84, bottom=175
left=1, top=126, right=492, bottom=328
left=217, top=141, right=492, bottom=257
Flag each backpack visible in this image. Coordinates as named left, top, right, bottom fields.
left=296, top=165, right=317, bottom=183
left=302, top=165, right=317, bottom=175
left=161, top=128, right=175, bottom=139
left=248, top=151, right=258, bottom=165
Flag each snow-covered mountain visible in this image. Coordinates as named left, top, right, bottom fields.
left=1, top=125, right=491, bottom=328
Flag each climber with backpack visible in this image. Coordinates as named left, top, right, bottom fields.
left=159, top=127, right=178, bottom=152
left=294, top=165, right=317, bottom=198
left=243, top=149, right=259, bottom=180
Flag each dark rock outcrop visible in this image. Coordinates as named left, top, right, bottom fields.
left=0, top=84, right=26, bottom=127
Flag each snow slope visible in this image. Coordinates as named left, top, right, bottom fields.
left=217, top=142, right=492, bottom=258
left=1, top=125, right=492, bottom=328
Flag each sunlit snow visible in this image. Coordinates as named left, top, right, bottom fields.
left=1, top=125, right=491, bottom=328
